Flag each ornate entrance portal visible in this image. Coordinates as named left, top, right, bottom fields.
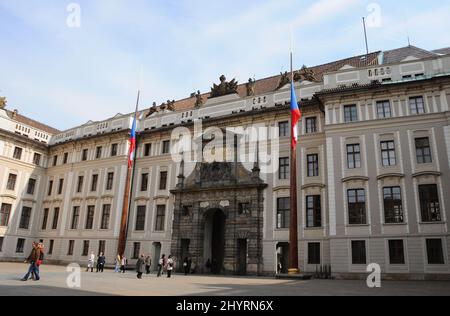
left=170, top=161, right=267, bottom=275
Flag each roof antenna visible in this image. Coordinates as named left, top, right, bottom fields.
left=362, top=17, right=369, bottom=55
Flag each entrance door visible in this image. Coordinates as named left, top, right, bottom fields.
left=204, top=209, right=226, bottom=274
left=152, top=242, right=161, bottom=272
left=237, top=239, right=248, bottom=275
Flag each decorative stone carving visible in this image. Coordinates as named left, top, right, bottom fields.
left=146, top=102, right=158, bottom=117
left=166, top=100, right=176, bottom=111
left=194, top=91, right=203, bottom=108
left=246, top=78, right=256, bottom=96
left=277, top=72, right=290, bottom=90
left=294, top=65, right=318, bottom=82
left=200, top=162, right=233, bottom=182
left=0, top=97, right=6, bottom=109
left=200, top=202, right=210, bottom=209
left=220, top=200, right=230, bottom=208
left=210, top=75, right=239, bottom=98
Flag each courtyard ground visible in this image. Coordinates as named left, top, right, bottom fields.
left=0, top=262, right=449, bottom=296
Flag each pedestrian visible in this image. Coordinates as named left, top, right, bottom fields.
left=87, top=251, right=95, bottom=272
left=205, top=258, right=212, bottom=274
left=188, top=259, right=192, bottom=274
left=97, top=252, right=106, bottom=273
left=136, top=255, right=145, bottom=279
left=145, top=256, right=152, bottom=275
left=190, top=261, right=197, bottom=274
left=157, top=254, right=165, bottom=277
left=183, top=257, right=189, bottom=276
left=115, top=254, right=121, bottom=273
left=21, top=242, right=41, bottom=282
left=120, top=255, right=127, bottom=273
left=167, top=255, right=174, bottom=278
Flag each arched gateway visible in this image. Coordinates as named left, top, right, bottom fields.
left=170, top=161, right=267, bottom=275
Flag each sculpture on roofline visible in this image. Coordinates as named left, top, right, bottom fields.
left=246, top=78, right=256, bottom=97
left=210, top=75, right=239, bottom=98
left=194, top=91, right=203, bottom=108
left=0, top=96, right=6, bottom=109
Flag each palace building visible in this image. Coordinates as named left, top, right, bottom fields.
left=1, top=45, right=450, bottom=279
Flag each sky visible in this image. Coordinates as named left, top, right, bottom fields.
left=1, top=0, right=450, bottom=131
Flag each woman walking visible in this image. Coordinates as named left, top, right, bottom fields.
left=120, top=255, right=127, bottom=273
left=145, top=256, right=152, bottom=275
left=114, top=254, right=121, bottom=273
left=87, top=251, right=95, bottom=273
left=136, top=255, right=145, bottom=279
left=167, top=255, right=174, bottom=278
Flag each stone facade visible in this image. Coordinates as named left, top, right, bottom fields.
left=1, top=45, right=450, bottom=279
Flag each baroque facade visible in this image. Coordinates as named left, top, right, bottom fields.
left=1, top=45, right=450, bottom=279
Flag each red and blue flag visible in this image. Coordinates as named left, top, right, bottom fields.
left=291, top=80, right=301, bottom=148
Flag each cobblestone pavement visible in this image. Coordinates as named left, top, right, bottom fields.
left=0, top=263, right=449, bottom=296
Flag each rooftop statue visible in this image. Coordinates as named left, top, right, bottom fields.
left=0, top=96, right=6, bottom=109
left=294, top=65, right=318, bottom=82
left=194, top=91, right=203, bottom=108
left=210, top=75, right=239, bottom=98
left=246, top=78, right=256, bottom=97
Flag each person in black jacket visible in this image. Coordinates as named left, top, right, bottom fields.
left=96, top=253, right=106, bottom=273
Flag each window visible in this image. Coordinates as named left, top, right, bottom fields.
left=351, top=241, right=367, bottom=265
left=0, top=237, right=3, bottom=252
left=41, top=209, right=49, bottom=230
left=48, top=240, right=54, bottom=255
left=144, top=143, right=152, bottom=157
left=307, top=154, right=319, bottom=177
left=6, top=174, right=17, bottom=191
left=162, top=140, right=171, bottom=154
left=71, top=207, right=80, bottom=230
left=306, top=117, right=317, bottom=134
left=346, top=144, right=361, bottom=169
left=19, top=207, right=32, bottom=229
left=53, top=155, right=58, bottom=166
left=96, top=146, right=102, bottom=159
left=133, top=242, right=141, bottom=259
left=57, top=179, right=64, bottom=195
left=389, top=240, right=405, bottom=264
left=182, top=205, right=193, bottom=217
left=410, top=96, right=425, bottom=115
left=27, top=178, right=36, bottom=195
left=85, top=206, right=95, bottom=230
left=426, top=239, right=445, bottom=265
left=155, top=205, right=166, bottom=231
left=52, top=208, right=60, bottom=230
left=82, top=241, right=90, bottom=256
left=419, top=184, right=441, bottom=222
left=47, top=180, right=53, bottom=196
left=381, top=141, right=396, bottom=166
left=279, top=157, right=289, bottom=180
left=383, top=187, right=404, bottom=224
left=33, top=153, right=41, bottom=165
left=306, top=195, right=321, bottom=228
left=308, top=243, right=321, bottom=265
left=91, top=174, right=98, bottom=192
left=277, top=198, right=290, bottom=229
left=16, top=238, right=25, bottom=253
left=67, top=240, right=75, bottom=256
left=238, top=203, right=251, bottom=215
left=100, top=204, right=111, bottom=230
left=77, top=176, right=84, bottom=193
left=111, top=144, right=118, bottom=157
left=63, top=153, right=68, bottom=164
left=279, top=121, right=289, bottom=137
left=82, top=149, right=88, bottom=161
left=159, top=171, right=168, bottom=190
left=415, top=137, right=432, bottom=164
left=344, top=105, right=358, bottom=122
left=0, top=203, right=12, bottom=227
left=348, top=189, right=366, bottom=225
left=106, top=172, right=114, bottom=191
left=98, top=240, right=106, bottom=256
left=135, top=206, right=146, bottom=231
left=141, top=173, right=149, bottom=191
left=13, top=147, right=23, bottom=160
left=376, top=100, right=392, bottom=118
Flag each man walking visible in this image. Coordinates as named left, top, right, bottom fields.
left=157, top=254, right=165, bottom=277
left=136, top=255, right=145, bottom=279
left=97, top=252, right=106, bottom=273
left=21, top=242, right=41, bottom=282
left=167, top=255, right=174, bottom=278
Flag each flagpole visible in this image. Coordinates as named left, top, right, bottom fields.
left=117, top=85, right=141, bottom=258
left=289, top=29, right=300, bottom=275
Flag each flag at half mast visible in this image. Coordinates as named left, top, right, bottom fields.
left=128, top=111, right=137, bottom=168
left=290, top=79, right=301, bottom=148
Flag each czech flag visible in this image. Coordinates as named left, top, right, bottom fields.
left=291, top=80, right=302, bottom=148
left=128, top=115, right=137, bottom=168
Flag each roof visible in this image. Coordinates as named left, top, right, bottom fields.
left=5, top=109, right=60, bottom=134
left=167, top=51, right=380, bottom=112
left=432, top=47, right=450, bottom=55
left=382, top=45, right=438, bottom=64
